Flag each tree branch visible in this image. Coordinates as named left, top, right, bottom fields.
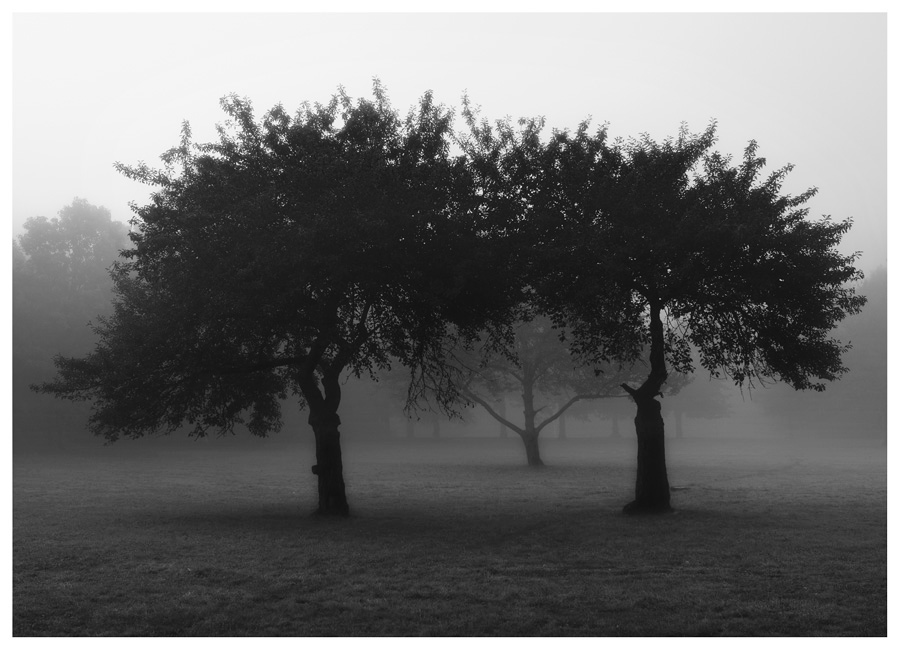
left=203, top=355, right=308, bottom=376
left=535, top=392, right=626, bottom=434
left=462, top=388, right=524, bottom=436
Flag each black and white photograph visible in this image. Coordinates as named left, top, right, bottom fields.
left=8, top=4, right=890, bottom=638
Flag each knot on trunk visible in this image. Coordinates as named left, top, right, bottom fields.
left=621, top=380, right=666, bottom=403
left=311, top=464, right=319, bottom=475
left=308, top=412, right=341, bottom=428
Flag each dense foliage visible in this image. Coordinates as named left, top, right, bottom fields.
left=35, top=84, right=521, bottom=513
left=529, top=122, right=866, bottom=510
left=34, top=87, right=866, bottom=514
left=533, top=123, right=865, bottom=390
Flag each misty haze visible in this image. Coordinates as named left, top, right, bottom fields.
left=11, top=12, right=887, bottom=639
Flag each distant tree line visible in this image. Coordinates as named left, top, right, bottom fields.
left=31, top=82, right=866, bottom=514
left=13, top=199, right=128, bottom=450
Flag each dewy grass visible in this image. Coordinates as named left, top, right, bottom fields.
left=12, top=436, right=886, bottom=636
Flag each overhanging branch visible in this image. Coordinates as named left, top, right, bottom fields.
left=201, top=355, right=308, bottom=376
left=536, top=392, right=626, bottom=434
left=462, top=388, right=524, bottom=436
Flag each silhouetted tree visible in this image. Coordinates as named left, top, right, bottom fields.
left=13, top=199, right=128, bottom=447
left=534, top=122, right=865, bottom=513
left=35, top=83, right=518, bottom=515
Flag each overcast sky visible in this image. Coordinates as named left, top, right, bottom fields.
left=11, top=11, right=888, bottom=273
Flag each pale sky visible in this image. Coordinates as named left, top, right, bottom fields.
left=11, top=10, right=888, bottom=274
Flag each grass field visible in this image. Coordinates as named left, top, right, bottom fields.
left=12, top=434, right=887, bottom=636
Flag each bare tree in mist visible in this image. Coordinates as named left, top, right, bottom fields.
left=455, top=316, right=644, bottom=466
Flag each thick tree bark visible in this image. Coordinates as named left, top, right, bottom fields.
left=298, top=359, right=350, bottom=516
left=520, top=430, right=544, bottom=467
left=621, top=302, right=672, bottom=514
left=309, top=410, right=350, bottom=516
left=623, top=392, right=670, bottom=513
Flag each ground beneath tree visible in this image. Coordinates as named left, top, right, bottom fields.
left=13, top=435, right=886, bottom=636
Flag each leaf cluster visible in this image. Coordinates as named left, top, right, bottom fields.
left=38, top=82, right=521, bottom=440
left=35, top=88, right=866, bottom=443
left=529, top=123, right=865, bottom=392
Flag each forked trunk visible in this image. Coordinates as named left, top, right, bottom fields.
left=298, top=361, right=350, bottom=517
left=309, top=410, right=349, bottom=516
left=621, top=301, right=672, bottom=514
left=520, top=368, right=544, bottom=467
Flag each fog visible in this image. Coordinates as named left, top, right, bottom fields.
left=13, top=257, right=886, bottom=459
left=10, top=12, right=887, bottom=276
left=10, top=11, right=888, bottom=463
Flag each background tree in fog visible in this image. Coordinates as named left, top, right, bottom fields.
left=456, top=316, right=644, bottom=466
left=532, top=122, right=866, bottom=513
left=662, top=372, right=732, bottom=439
left=375, top=362, right=464, bottom=439
left=13, top=199, right=128, bottom=448
left=35, top=84, right=520, bottom=516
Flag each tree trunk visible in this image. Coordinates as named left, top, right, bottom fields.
left=518, top=367, right=544, bottom=466
left=309, top=410, right=350, bottom=516
left=624, top=393, right=670, bottom=513
left=621, top=302, right=672, bottom=514
left=520, top=431, right=544, bottom=467
left=298, top=361, right=350, bottom=517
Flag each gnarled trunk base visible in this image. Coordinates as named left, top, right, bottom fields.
left=309, top=411, right=349, bottom=516
left=623, top=395, right=671, bottom=515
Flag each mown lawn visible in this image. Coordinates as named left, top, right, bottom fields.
left=12, top=435, right=887, bottom=636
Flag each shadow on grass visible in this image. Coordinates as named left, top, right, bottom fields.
left=13, top=443, right=886, bottom=636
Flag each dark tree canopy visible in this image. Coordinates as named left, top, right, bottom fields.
left=36, top=83, right=520, bottom=514
left=536, top=123, right=865, bottom=391
left=530, top=122, right=865, bottom=511
left=33, top=87, right=866, bottom=517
